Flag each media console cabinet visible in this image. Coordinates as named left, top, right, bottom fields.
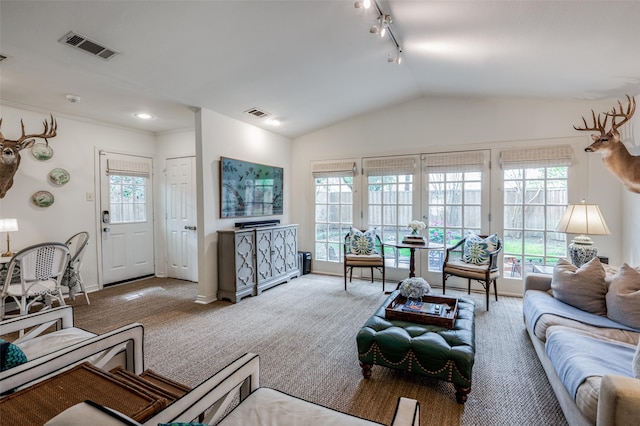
left=217, top=224, right=300, bottom=302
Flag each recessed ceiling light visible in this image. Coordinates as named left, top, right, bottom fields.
left=265, top=118, right=281, bottom=126
left=135, top=113, right=153, bottom=120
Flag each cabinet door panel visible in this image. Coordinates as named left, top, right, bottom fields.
left=272, top=229, right=287, bottom=275
left=284, top=227, right=298, bottom=272
left=235, top=232, right=255, bottom=289
left=256, top=230, right=273, bottom=283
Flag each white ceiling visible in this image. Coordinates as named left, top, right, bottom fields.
left=1, top=1, right=639, bottom=138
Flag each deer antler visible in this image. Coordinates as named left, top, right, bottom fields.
left=605, top=94, right=636, bottom=132
left=16, top=114, right=57, bottom=145
left=573, top=109, right=609, bottom=137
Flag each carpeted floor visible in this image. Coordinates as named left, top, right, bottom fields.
left=68, top=274, right=567, bottom=426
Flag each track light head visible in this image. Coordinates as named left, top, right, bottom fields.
left=370, top=24, right=380, bottom=35
left=388, top=48, right=403, bottom=64
left=354, top=0, right=371, bottom=9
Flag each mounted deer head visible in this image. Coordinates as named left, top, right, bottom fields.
left=574, top=95, right=640, bottom=194
left=0, top=115, right=57, bottom=198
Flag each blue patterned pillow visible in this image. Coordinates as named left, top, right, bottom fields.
left=349, top=227, right=377, bottom=255
left=463, top=233, right=500, bottom=265
left=0, top=338, right=28, bottom=372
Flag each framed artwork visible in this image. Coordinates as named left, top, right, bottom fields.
left=220, top=157, right=283, bottom=218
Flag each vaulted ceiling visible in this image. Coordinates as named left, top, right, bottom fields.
left=1, top=1, right=639, bottom=137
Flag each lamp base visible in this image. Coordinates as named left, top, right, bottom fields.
left=1, top=251, right=14, bottom=257
left=568, top=241, right=598, bottom=267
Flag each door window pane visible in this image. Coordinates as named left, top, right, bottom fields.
left=314, top=176, right=353, bottom=262
left=109, top=175, right=147, bottom=223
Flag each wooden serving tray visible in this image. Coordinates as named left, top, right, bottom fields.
left=385, top=294, right=458, bottom=328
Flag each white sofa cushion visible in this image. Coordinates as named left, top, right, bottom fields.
left=17, top=328, right=96, bottom=360
left=218, top=387, right=383, bottom=425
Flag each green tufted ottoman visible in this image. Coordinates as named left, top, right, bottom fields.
left=357, top=290, right=476, bottom=403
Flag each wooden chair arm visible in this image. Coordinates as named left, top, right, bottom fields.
left=444, top=238, right=466, bottom=262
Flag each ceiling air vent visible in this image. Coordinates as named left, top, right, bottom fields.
left=244, top=108, right=270, bottom=119
left=58, top=31, right=119, bottom=60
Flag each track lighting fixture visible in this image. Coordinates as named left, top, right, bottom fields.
left=388, top=48, right=402, bottom=64
left=355, top=1, right=402, bottom=64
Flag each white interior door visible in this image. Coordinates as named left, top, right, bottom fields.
left=166, top=156, right=198, bottom=282
left=100, top=151, right=155, bottom=285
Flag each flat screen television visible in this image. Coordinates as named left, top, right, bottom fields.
left=220, top=157, right=283, bottom=218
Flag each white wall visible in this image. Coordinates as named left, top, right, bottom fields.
left=622, top=91, right=640, bottom=265
left=291, top=96, right=629, bottom=295
left=0, top=104, right=157, bottom=292
left=195, top=108, right=293, bottom=303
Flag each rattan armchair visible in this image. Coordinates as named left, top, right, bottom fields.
left=343, top=229, right=385, bottom=291
left=442, top=235, right=502, bottom=311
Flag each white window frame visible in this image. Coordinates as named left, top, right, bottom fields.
left=500, top=146, right=573, bottom=279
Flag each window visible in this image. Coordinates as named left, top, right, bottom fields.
left=109, top=175, right=147, bottom=223
left=364, top=156, right=418, bottom=269
left=106, top=158, right=151, bottom=224
left=423, top=151, right=488, bottom=271
left=500, top=146, right=573, bottom=278
left=312, top=161, right=356, bottom=263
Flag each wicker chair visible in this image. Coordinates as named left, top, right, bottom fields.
left=1, top=242, right=70, bottom=320
left=65, top=232, right=90, bottom=304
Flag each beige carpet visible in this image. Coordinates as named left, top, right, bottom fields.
left=68, top=274, right=567, bottom=426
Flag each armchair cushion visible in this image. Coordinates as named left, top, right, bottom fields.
left=218, top=387, right=384, bottom=425
left=349, top=227, right=377, bottom=255
left=462, top=233, right=499, bottom=265
left=44, top=400, right=142, bottom=426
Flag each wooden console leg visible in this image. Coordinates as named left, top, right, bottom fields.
left=360, top=362, right=372, bottom=379
left=454, top=385, right=471, bottom=403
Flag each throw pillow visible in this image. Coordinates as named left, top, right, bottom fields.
left=349, top=227, right=377, bottom=255
left=462, top=233, right=500, bottom=265
left=605, top=263, right=640, bottom=329
left=634, top=339, right=640, bottom=379
left=551, top=257, right=607, bottom=316
left=0, top=338, right=28, bottom=372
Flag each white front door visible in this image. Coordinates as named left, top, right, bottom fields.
left=165, top=156, right=198, bottom=282
left=100, top=151, right=155, bottom=285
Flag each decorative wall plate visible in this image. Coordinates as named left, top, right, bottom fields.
left=32, top=190, right=55, bottom=207
left=49, top=168, right=70, bottom=185
left=31, top=143, right=54, bottom=161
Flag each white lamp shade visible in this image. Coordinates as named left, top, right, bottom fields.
left=555, top=204, right=610, bottom=235
left=0, top=218, right=19, bottom=232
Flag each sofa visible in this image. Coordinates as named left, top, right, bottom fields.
left=36, top=353, right=420, bottom=425
left=1, top=306, right=144, bottom=392
left=523, top=258, right=640, bottom=426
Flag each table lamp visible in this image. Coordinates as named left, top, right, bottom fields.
left=0, top=218, right=19, bottom=257
left=555, top=202, right=609, bottom=267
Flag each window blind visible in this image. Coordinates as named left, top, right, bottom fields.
left=106, top=159, right=151, bottom=177
left=423, top=151, right=487, bottom=173
left=363, top=156, right=417, bottom=176
left=311, top=161, right=357, bottom=178
left=500, top=145, right=573, bottom=169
